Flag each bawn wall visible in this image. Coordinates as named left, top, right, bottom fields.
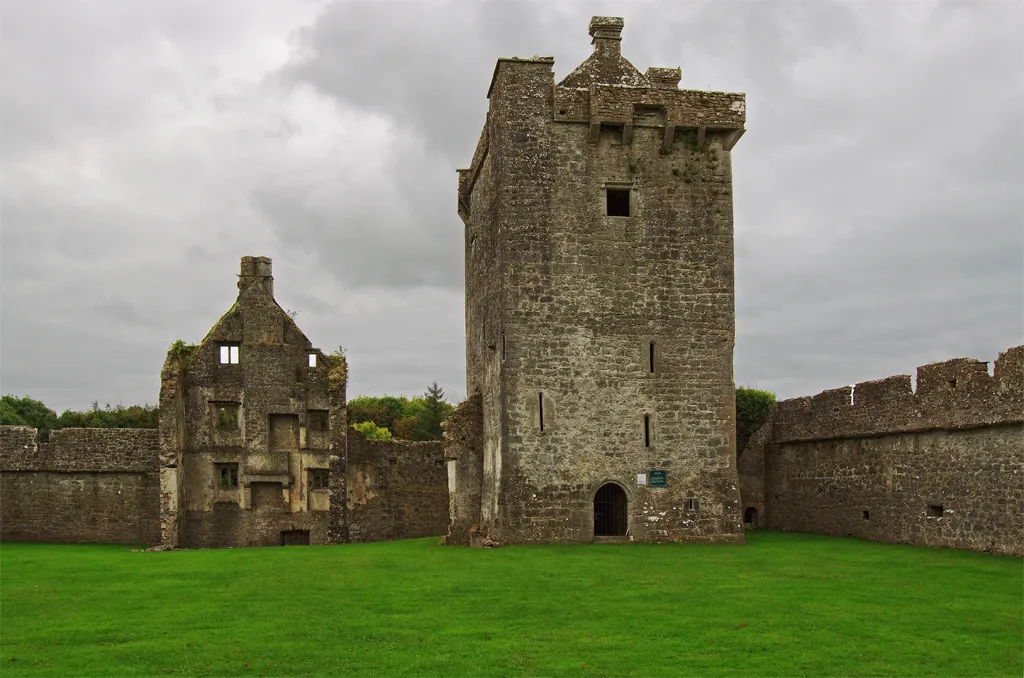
left=742, top=346, right=1024, bottom=555
left=346, top=430, right=448, bottom=543
left=0, top=426, right=160, bottom=545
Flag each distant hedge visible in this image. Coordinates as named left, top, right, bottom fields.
left=736, top=387, right=776, bottom=455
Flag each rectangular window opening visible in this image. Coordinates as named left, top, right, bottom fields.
left=308, top=410, right=330, bottom=432
left=644, top=415, right=651, bottom=447
left=862, top=510, right=870, bottom=520
left=219, top=344, right=240, bottom=364
left=308, top=353, right=317, bottom=368
left=217, top=463, right=239, bottom=489
left=309, top=468, right=329, bottom=490
left=538, top=392, right=544, bottom=432
left=686, top=499, right=699, bottom=512
left=606, top=188, right=631, bottom=217
left=927, top=504, right=944, bottom=518
left=215, top=404, right=239, bottom=429
left=501, top=333, right=506, bottom=360
left=649, top=342, right=655, bottom=373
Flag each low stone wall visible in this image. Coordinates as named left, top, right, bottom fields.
left=741, top=346, right=1024, bottom=555
left=346, top=431, right=448, bottom=542
left=0, top=427, right=161, bottom=545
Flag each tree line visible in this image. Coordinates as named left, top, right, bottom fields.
left=2, top=385, right=775, bottom=451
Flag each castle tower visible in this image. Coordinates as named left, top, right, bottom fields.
left=449, top=17, right=746, bottom=544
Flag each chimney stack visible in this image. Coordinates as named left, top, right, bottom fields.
left=238, top=256, right=274, bottom=297
left=589, top=16, right=624, bottom=57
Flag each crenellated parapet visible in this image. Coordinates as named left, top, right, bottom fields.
left=771, top=345, right=1024, bottom=443
left=456, top=16, right=745, bottom=221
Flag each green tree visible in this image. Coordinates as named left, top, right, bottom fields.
left=419, top=382, right=454, bottom=441
left=351, top=420, right=392, bottom=441
left=736, top=386, right=776, bottom=455
left=56, top=402, right=158, bottom=429
left=347, top=397, right=393, bottom=430
left=1, top=395, right=58, bottom=438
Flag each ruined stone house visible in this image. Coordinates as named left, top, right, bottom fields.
left=157, top=256, right=347, bottom=548
left=446, top=16, right=747, bottom=545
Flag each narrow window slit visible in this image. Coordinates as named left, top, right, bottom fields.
left=501, top=333, right=506, bottom=360
left=649, top=342, right=655, bottom=373
left=539, top=392, right=544, bottom=432
left=644, top=415, right=650, bottom=447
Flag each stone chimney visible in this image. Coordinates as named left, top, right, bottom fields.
left=589, top=16, right=624, bottom=57
left=646, top=67, right=682, bottom=90
left=238, top=256, right=274, bottom=297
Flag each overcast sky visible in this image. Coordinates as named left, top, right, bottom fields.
left=2, top=0, right=1021, bottom=413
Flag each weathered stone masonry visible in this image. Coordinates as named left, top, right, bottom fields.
left=347, top=431, right=448, bottom=543
left=450, top=16, right=746, bottom=544
left=740, top=346, right=1024, bottom=556
left=0, top=427, right=160, bottom=544
left=1, top=257, right=450, bottom=548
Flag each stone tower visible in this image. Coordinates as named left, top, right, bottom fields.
left=448, top=17, right=746, bottom=544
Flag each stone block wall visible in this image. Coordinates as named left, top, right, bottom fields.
left=741, top=346, right=1024, bottom=555
left=346, top=431, right=448, bottom=542
left=442, top=393, right=484, bottom=545
left=0, top=426, right=160, bottom=545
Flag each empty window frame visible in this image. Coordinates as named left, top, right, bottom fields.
left=606, top=186, right=631, bottom=217
left=309, top=469, right=329, bottom=490
left=217, top=463, right=239, bottom=489
left=215, top=404, right=240, bottom=429
left=308, top=410, right=330, bottom=432
left=308, top=353, right=317, bottom=368
left=219, top=344, right=240, bottom=364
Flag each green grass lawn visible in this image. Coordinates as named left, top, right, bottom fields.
left=1, top=532, right=1020, bottom=677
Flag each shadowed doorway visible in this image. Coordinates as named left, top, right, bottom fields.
left=594, top=483, right=628, bottom=536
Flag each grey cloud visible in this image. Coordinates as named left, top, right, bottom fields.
left=1, top=0, right=1021, bottom=414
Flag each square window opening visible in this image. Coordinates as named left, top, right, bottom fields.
left=215, top=404, right=239, bottom=429
left=606, top=188, right=631, bottom=217
left=217, top=463, right=239, bottom=489
left=219, top=344, right=240, bottom=364
left=308, top=410, right=330, bottom=432
left=309, top=468, right=330, bottom=490
left=927, top=504, right=944, bottom=518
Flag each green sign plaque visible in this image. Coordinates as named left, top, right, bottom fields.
left=648, top=470, right=667, bottom=488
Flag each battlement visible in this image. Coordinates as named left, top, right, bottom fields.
left=771, top=345, right=1024, bottom=443
left=0, top=426, right=159, bottom=473
left=458, top=16, right=746, bottom=219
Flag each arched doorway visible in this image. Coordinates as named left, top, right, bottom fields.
left=744, top=506, right=758, bottom=526
left=594, top=483, right=628, bottom=536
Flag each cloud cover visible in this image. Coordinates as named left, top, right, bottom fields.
left=2, top=0, right=1021, bottom=412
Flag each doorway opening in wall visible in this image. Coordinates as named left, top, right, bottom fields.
left=594, top=483, right=628, bottom=536
left=744, top=506, right=758, bottom=526
left=281, top=530, right=310, bottom=546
